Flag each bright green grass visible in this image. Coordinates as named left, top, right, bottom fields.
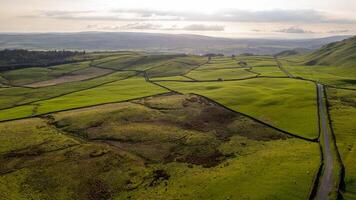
left=187, top=68, right=256, bottom=80
left=251, top=66, right=286, bottom=76
left=146, top=58, right=206, bottom=78
left=0, top=71, right=135, bottom=110
left=149, top=76, right=191, bottom=81
left=118, top=55, right=205, bottom=72
left=196, top=57, right=239, bottom=70
left=0, top=61, right=91, bottom=85
left=90, top=51, right=141, bottom=66
left=93, top=54, right=144, bottom=70
left=327, top=88, right=356, bottom=196
left=284, top=65, right=356, bottom=88
left=118, top=137, right=320, bottom=200
left=236, top=56, right=275, bottom=60
left=0, top=76, right=167, bottom=121
left=160, top=78, right=318, bottom=138
left=244, top=59, right=277, bottom=67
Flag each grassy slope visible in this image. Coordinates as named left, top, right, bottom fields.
left=0, top=118, right=147, bottom=200
left=284, top=65, right=356, bottom=88
left=0, top=71, right=136, bottom=110
left=187, top=68, right=256, bottom=80
left=0, top=94, right=320, bottom=200
left=160, top=78, right=318, bottom=139
left=0, top=76, right=167, bottom=121
left=119, top=138, right=319, bottom=200
left=251, top=66, right=286, bottom=76
left=145, top=56, right=207, bottom=77
left=196, top=57, right=239, bottom=70
left=150, top=76, right=191, bottom=81
left=306, top=36, right=356, bottom=67
left=327, top=88, right=356, bottom=198
left=278, top=36, right=356, bottom=88
left=0, top=61, right=91, bottom=85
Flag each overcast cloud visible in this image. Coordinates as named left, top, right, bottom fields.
left=87, top=23, right=225, bottom=31
left=30, top=9, right=355, bottom=24
left=1, top=0, right=355, bottom=38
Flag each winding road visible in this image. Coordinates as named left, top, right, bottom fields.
left=316, top=83, right=334, bottom=200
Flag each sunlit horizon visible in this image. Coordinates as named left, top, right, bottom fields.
left=1, top=0, right=356, bottom=39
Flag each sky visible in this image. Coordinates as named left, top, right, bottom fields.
left=0, top=0, right=355, bottom=38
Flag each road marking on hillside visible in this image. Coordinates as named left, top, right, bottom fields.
left=316, top=83, right=334, bottom=200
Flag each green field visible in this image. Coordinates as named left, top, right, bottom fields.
left=0, top=44, right=355, bottom=200
left=0, top=71, right=136, bottom=110
left=0, top=61, right=91, bottom=85
left=0, top=94, right=320, bottom=200
left=0, top=76, right=167, bottom=121
left=160, top=78, right=318, bottom=139
left=118, top=138, right=319, bottom=200
left=284, top=65, right=356, bottom=88
left=187, top=68, right=256, bottom=80
left=327, top=88, right=356, bottom=198
left=236, top=56, right=277, bottom=67
left=251, top=66, right=286, bottom=76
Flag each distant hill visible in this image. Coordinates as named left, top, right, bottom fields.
left=0, top=32, right=350, bottom=55
left=275, top=48, right=311, bottom=57
left=306, top=36, right=356, bottom=67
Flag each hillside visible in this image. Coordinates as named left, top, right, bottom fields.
left=306, top=36, right=356, bottom=67
left=0, top=32, right=349, bottom=55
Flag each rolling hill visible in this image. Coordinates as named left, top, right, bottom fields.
left=306, top=36, right=356, bottom=67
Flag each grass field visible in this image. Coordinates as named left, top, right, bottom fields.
left=0, top=71, right=136, bottom=110
left=0, top=94, right=320, bottom=200
left=150, top=76, right=192, bottom=81
left=0, top=76, right=167, bottom=121
left=25, top=67, right=113, bottom=87
left=0, top=47, right=354, bottom=199
left=195, top=57, right=239, bottom=70
left=160, top=78, right=318, bottom=139
left=0, top=118, right=148, bottom=200
left=283, top=65, right=356, bottom=88
left=237, top=56, right=277, bottom=67
left=118, top=138, right=320, bottom=200
left=327, top=88, right=356, bottom=198
left=250, top=66, right=286, bottom=76
left=187, top=68, right=256, bottom=80
left=0, top=61, right=91, bottom=85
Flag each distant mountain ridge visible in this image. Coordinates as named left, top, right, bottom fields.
left=306, top=36, right=356, bottom=67
left=0, top=32, right=350, bottom=55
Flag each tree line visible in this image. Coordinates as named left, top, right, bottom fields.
left=0, top=49, right=86, bottom=71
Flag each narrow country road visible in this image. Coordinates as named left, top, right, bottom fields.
left=274, top=57, right=294, bottom=78
left=316, top=83, right=334, bottom=200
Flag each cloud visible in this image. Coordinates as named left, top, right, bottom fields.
left=120, top=23, right=162, bottom=30
left=275, top=27, right=315, bottom=34
left=27, top=9, right=356, bottom=24
left=87, top=23, right=224, bottom=31
left=180, top=24, right=224, bottom=31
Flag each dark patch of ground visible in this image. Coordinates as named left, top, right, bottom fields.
left=50, top=94, right=288, bottom=168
